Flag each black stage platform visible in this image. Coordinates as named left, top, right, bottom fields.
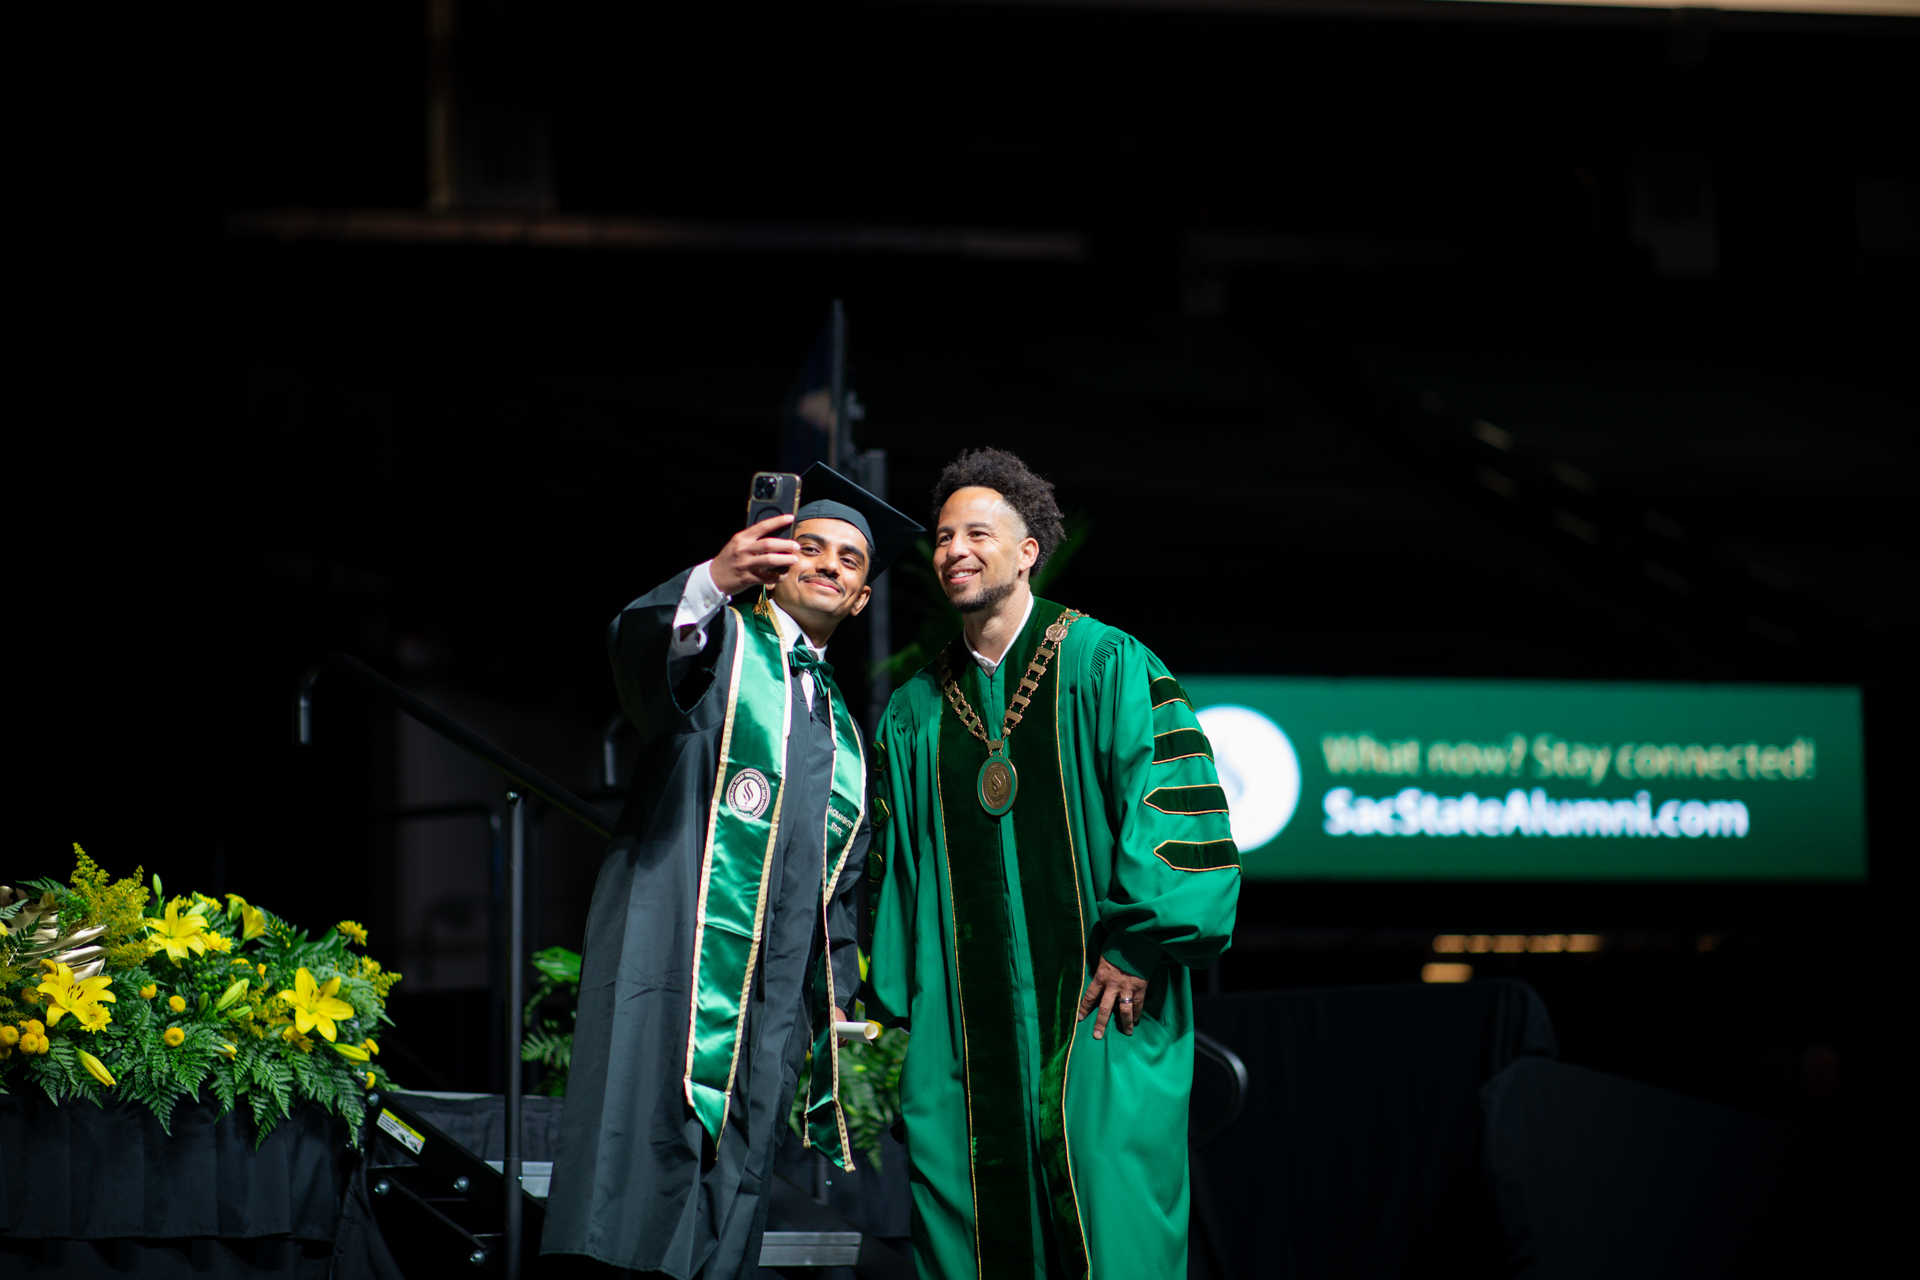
left=2, top=981, right=1827, bottom=1278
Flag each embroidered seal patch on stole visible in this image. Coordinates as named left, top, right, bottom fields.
left=726, top=768, right=772, bottom=818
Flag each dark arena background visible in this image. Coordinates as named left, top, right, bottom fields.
left=17, top=2, right=1912, bottom=1278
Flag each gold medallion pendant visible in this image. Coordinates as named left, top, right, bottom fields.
left=977, top=744, right=1018, bottom=817
left=938, top=608, right=1084, bottom=819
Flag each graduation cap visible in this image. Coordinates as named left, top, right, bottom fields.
left=795, top=462, right=922, bottom=580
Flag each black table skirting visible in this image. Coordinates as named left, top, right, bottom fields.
left=0, top=1094, right=350, bottom=1278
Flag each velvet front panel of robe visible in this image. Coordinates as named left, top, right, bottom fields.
left=542, top=573, right=865, bottom=1280
left=868, top=599, right=1241, bottom=1280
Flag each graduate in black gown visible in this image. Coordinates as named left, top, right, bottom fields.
left=543, top=465, right=919, bottom=1279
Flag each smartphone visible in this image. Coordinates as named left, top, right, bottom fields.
left=746, top=471, right=801, bottom=537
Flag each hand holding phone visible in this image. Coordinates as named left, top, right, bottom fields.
left=710, top=472, right=803, bottom=595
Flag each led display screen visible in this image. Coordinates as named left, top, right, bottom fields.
left=1178, top=678, right=1865, bottom=881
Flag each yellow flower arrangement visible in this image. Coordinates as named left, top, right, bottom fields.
left=6, top=850, right=402, bottom=1149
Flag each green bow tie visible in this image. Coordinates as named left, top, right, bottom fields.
left=789, top=648, right=834, bottom=684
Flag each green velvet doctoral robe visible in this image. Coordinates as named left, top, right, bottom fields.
left=866, top=598, right=1241, bottom=1280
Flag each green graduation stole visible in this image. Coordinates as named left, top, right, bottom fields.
left=682, top=591, right=866, bottom=1168
left=937, top=600, right=1091, bottom=1279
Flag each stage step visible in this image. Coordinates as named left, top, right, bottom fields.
left=373, top=1097, right=897, bottom=1273
left=760, top=1231, right=864, bottom=1267
left=484, top=1159, right=553, bottom=1198
left=366, top=1094, right=546, bottom=1276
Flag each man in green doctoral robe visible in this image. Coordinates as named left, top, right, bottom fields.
left=544, top=464, right=920, bottom=1279
left=866, top=447, right=1241, bottom=1280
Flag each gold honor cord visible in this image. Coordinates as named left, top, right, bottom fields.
left=939, top=609, right=1082, bottom=815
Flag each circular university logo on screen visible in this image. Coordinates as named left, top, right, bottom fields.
left=727, top=768, right=772, bottom=819
left=1196, top=705, right=1300, bottom=852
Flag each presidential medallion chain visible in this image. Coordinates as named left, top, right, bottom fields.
left=938, top=609, right=1083, bottom=815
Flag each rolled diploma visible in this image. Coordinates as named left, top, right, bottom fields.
left=834, top=1020, right=881, bottom=1042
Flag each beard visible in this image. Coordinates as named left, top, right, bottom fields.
left=952, top=574, right=1016, bottom=614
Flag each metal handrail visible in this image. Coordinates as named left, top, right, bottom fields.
left=1191, top=1030, right=1249, bottom=1151
left=296, top=651, right=614, bottom=1280
left=297, top=652, right=615, bottom=838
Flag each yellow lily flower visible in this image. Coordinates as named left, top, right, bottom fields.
left=143, top=899, right=210, bottom=965
left=223, top=894, right=268, bottom=942
left=36, top=961, right=115, bottom=1028
left=78, top=1049, right=115, bottom=1087
left=329, top=1040, right=370, bottom=1063
left=277, top=968, right=355, bottom=1042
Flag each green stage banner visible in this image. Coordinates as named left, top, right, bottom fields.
left=1178, top=678, right=1865, bottom=881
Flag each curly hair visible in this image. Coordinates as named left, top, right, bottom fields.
left=929, top=447, right=1068, bottom=573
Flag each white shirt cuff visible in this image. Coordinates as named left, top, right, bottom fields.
left=669, top=561, right=730, bottom=656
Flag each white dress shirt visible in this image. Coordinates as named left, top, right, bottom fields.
left=967, top=593, right=1035, bottom=675
left=671, top=560, right=827, bottom=710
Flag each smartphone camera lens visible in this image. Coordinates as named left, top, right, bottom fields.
left=753, top=475, right=778, bottom=500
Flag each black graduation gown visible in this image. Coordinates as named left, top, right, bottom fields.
left=543, top=570, right=866, bottom=1279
